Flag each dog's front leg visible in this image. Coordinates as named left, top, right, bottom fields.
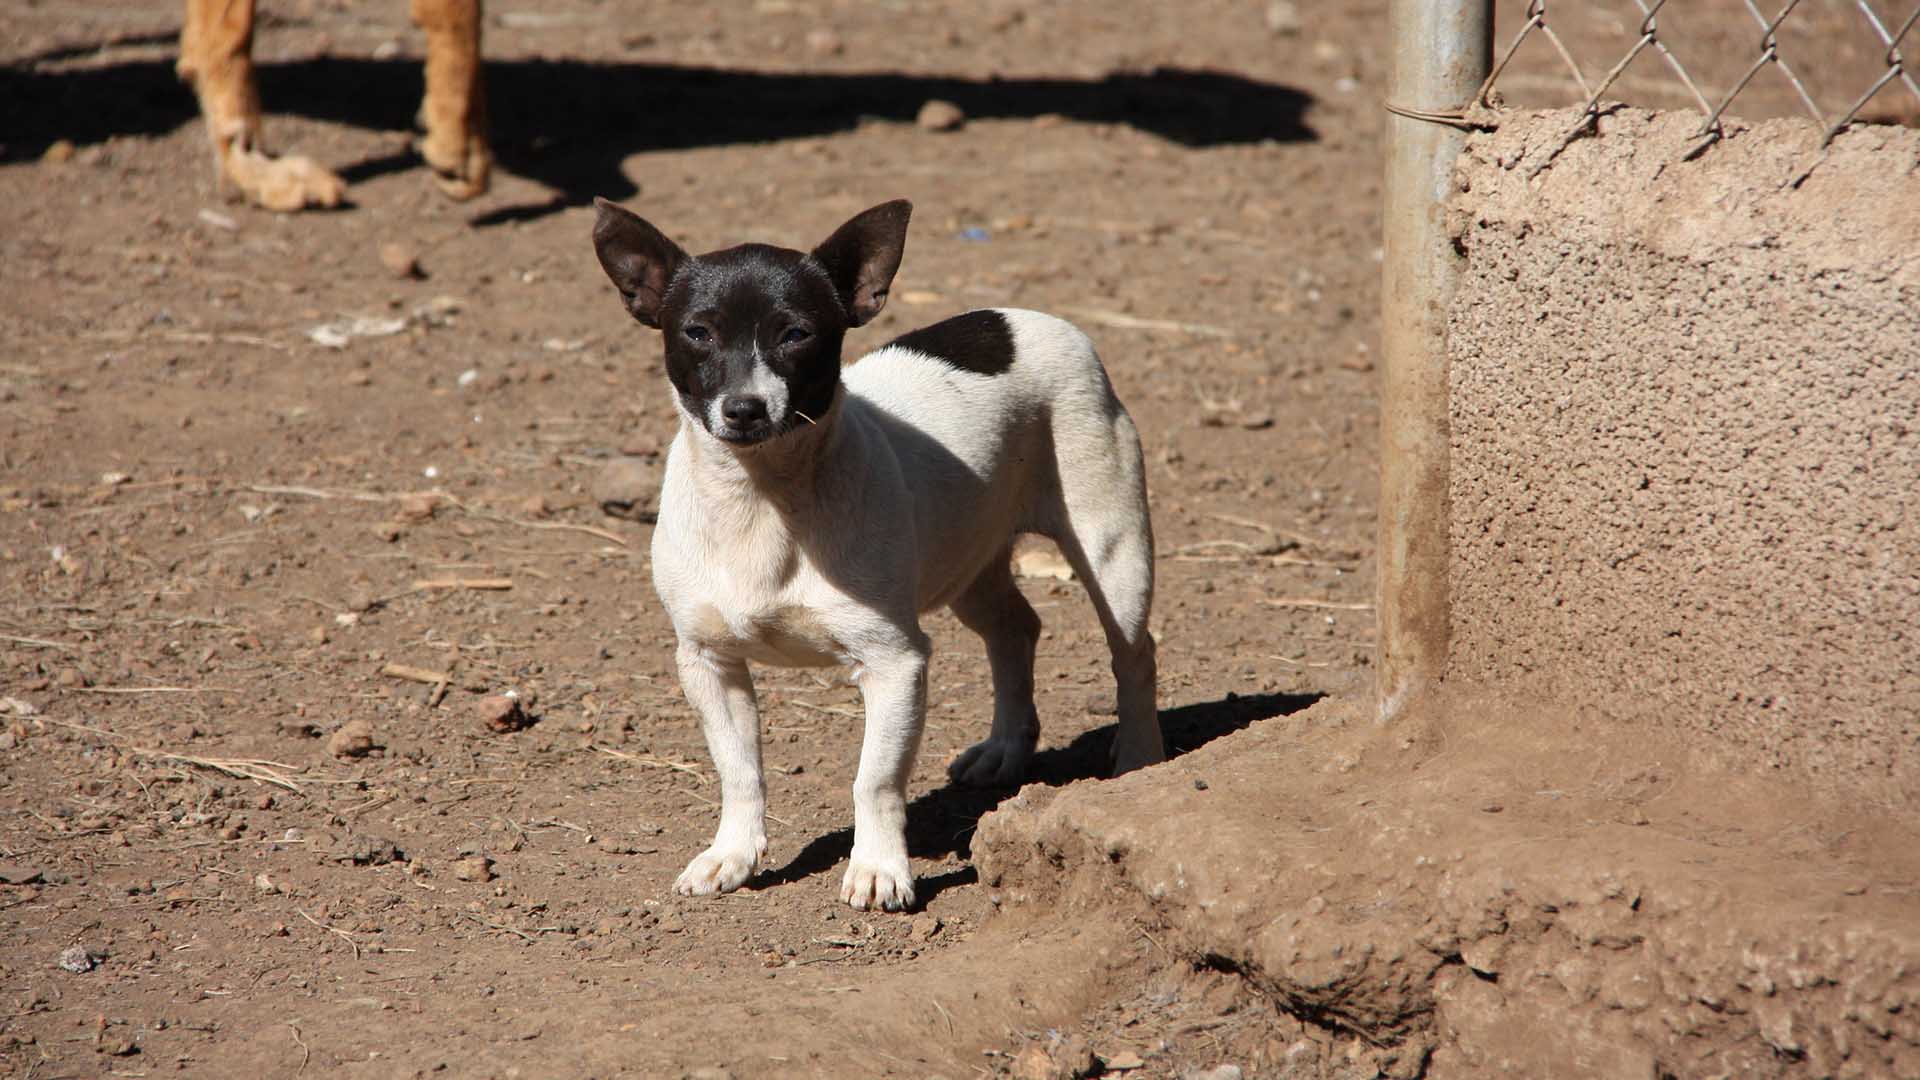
left=673, top=644, right=767, bottom=896
left=842, top=635, right=930, bottom=912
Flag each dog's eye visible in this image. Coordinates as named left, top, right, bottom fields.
left=779, top=326, right=812, bottom=346
left=683, top=325, right=713, bottom=345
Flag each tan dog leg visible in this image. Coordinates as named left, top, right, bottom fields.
left=411, top=0, right=491, bottom=200
left=177, top=0, right=346, bottom=210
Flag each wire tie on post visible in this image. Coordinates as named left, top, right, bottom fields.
left=1383, top=100, right=1498, bottom=131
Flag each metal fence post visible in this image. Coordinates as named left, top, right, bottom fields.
left=1378, top=0, right=1491, bottom=718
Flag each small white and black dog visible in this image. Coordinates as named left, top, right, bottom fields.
left=591, top=197, right=1163, bottom=911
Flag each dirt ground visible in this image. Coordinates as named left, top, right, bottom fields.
left=0, top=2, right=1910, bottom=1078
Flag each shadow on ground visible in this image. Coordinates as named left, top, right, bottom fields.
left=3, top=53, right=1314, bottom=224
left=757, top=690, right=1321, bottom=906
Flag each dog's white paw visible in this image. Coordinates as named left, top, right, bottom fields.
left=674, top=844, right=759, bottom=897
left=947, top=735, right=1035, bottom=787
left=840, top=856, right=914, bottom=911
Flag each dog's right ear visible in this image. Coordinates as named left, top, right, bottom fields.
left=592, top=197, right=687, bottom=328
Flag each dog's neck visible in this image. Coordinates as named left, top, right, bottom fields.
left=678, top=386, right=848, bottom=514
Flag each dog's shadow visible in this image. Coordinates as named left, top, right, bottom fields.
left=752, top=690, right=1319, bottom=906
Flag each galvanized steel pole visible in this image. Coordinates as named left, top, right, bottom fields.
left=1378, top=0, right=1491, bottom=717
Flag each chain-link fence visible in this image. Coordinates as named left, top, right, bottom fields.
left=1471, top=1, right=1919, bottom=173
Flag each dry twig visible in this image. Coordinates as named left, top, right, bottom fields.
left=144, top=751, right=306, bottom=792
left=791, top=700, right=860, bottom=719
left=1205, top=511, right=1321, bottom=551
left=462, top=911, right=537, bottom=942
left=251, top=481, right=633, bottom=544
left=1262, top=597, right=1374, bottom=612
left=410, top=577, right=514, bottom=592
left=298, top=909, right=361, bottom=959
left=70, top=685, right=238, bottom=695
left=380, top=662, right=452, bottom=685
left=590, top=745, right=708, bottom=780
left=0, top=634, right=76, bottom=652
left=288, top=1023, right=311, bottom=1075
left=457, top=508, right=631, bottom=545
left=40, top=719, right=308, bottom=791
left=1063, top=305, right=1233, bottom=338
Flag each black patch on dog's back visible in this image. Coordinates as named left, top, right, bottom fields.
left=886, top=310, right=1016, bottom=376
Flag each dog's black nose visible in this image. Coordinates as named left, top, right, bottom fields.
left=721, top=395, right=769, bottom=426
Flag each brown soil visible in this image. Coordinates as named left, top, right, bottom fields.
left=1, top=3, right=1911, bottom=1078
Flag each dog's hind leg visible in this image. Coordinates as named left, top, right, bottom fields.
left=946, top=551, right=1043, bottom=787
left=1049, top=417, right=1164, bottom=775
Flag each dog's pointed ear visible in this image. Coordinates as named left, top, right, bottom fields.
left=592, top=197, right=687, bottom=328
left=811, top=199, right=911, bottom=327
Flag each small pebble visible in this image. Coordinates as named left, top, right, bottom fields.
left=336, top=836, right=404, bottom=866
left=327, top=718, right=378, bottom=758
left=593, top=457, right=657, bottom=521
left=42, top=139, right=76, bottom=164
left=1010, top=1037, right=1097, bottom=1080
left=1264, top=0, right=1302, bottom=35
left=0, top=864, right=43, bottom=886
left=916, top=99, right=966, bottom=132
left=379, top=241, right=423, bottom=279
left=56, top=945, right=99, bottom=973
left=1009, top=1045, right=1057, bottom=1080
left=478, top=693, right=534, bottom=733
left=451, top=854, right=495, bottom=883
left=804, top=28, right=843, bottom=56
left=396, top=492, right=440, bottom=522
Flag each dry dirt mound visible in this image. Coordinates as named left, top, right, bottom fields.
left=976, top=692, right=1920, bottom=1079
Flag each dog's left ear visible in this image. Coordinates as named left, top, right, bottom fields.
left=812, top=200, right=912, bottom=327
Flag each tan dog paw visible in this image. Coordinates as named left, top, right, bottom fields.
left=224, top=147, right=346, bottom=212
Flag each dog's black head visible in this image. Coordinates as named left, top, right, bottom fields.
left=592, top=198, right=911, bottom=447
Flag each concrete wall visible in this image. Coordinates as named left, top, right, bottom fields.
left=1445, top=108, right=1919, bottom=791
